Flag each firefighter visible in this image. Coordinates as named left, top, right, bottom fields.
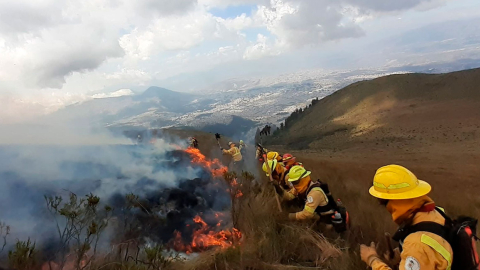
left=282, top=153, right=303, bottom=172
left=262, top=159, right=288, bottom=188
left=190, top=137, right=199, bottom=148
left=222, top=142, right=243, bottom=172
left=284, top=166, right=337, bottom=222
left=267, top=151, right=283, bottom=162
left=360, top=164, right=452, bottom=270
left=256, top=146, right=268, bottom=163
left=263, top=159, right=298, bottom=201
left=239, top=140, right=246, bottom=155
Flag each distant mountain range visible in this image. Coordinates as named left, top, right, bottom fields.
left=40, top=58, right=480, bottom=140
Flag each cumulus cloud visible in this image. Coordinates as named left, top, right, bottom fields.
left=92, top=88, right=134, bottom=99
left=119, top=8, right=246, bottom=61
left=0, top=0, right=460, bottom=123
left=243, top=34, right=279, bottom=59
left=342, top=0, right=447, bottom=12
left=136, top=0, right=198, bottom=16
left=0, top=0, right=65, bottom=35
left=199, top=0, right=269, bottom=8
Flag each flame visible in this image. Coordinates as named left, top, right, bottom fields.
left=229, top=178, right=244, bottom=198
left=184, top=147, right=228, bottom=177
left=172, top=149, right=241, bottom=253
left=172, top=215, right=242, bottom=253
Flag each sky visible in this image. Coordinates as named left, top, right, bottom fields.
left=1, top=0, right=480, bottom=123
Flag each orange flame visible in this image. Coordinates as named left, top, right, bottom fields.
left=229, top=178, right=244, bottom=198
left=172, top=215, right=242, bottom=253
left=184, top=147, right=228, bottom=177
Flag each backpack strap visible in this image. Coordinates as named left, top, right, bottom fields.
left=409, top=222, right=449, bottom=240
left=306, top=182, right=337, bottom=215
left=393, top=206, right=449, bottom=242
left=434, top=206, right=453, bottom=226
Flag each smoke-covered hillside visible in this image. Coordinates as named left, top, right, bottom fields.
left=0, top=136, right=244, bottom=264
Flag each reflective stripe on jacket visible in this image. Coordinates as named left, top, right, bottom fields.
left=371, top=210, right=453, bottom=270
left=223, top=146, right=243, bottom=162
left=288, top=184, right=328, bottom=220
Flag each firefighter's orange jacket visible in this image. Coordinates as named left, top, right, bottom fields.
left=371, top=201, right=452, bottom=270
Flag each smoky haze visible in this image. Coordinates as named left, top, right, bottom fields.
left=0, top=128, right=233, bottom=256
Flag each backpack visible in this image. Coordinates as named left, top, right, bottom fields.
left=305, top=181, right=350, bottom=233
left=393, top=207, right=480, bottom=270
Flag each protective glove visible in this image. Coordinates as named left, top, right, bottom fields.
left=360, top=242, right=382, bottom=267
left=384, top=247, right=401, bottom=265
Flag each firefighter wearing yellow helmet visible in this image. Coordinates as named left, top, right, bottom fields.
left=267, top=151, right=283, bottom=162
left=285, top=166, right=337, bottom=221
left=222, top=141, right=243, bottom=172
left=360, top=165, right=453, bottom=270
left=263, top=159, right=297, bottom=199
left=262, top=159, right=288, bottom=187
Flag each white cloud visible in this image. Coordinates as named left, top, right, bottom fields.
left=119, top=7, right=247, bottom=62
left=199, top=0, right=269, bottom=8
left=0, top=0, right=66, bottom=35
left=254, top=0, right=365, bottom=49
left=105, top=68, right=152, bottom=83
left=92, top=88, right=134, bottom=99
left=243, top=34, right=279, bottom=59
left=0, top=0, right=471, bottom=123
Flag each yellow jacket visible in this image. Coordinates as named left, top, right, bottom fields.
left=287, top=181, right=329, bottom=220
left=223, top=146, right=242, bottom=162
left=371, top=210, right=453, bottom=270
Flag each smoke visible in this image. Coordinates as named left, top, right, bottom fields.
left=0, top=123, right=132, bottom=145
left=0, top=128, right=233, bottom=257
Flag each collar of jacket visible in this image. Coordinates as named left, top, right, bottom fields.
left=387, top=196, right=435, bottom=225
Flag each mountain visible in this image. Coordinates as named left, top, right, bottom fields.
left=38, top=59, right=480, bottom=140
left=44, top=86, right=207, bottom=127
left=267, top=68, right=480, bottom=154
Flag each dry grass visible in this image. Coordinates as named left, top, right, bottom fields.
left=170, top=172, right=345, bottom=270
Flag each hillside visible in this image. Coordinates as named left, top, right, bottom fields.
left=263, top=68, right=480, bottom=267
left=269, top=68, right=480, bottom=157
left=161, top=68, right=480, bottom=269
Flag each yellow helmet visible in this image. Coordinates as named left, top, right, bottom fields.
left=262, top=160, right=278, bottom=176
left=267, top=152, right=279, bottom=160
left=287, top=165, right=311, bottom=182
left=369, top=165, right=431, bottom=200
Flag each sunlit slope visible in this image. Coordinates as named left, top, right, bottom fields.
left=270, top=68, right=480, bottom=152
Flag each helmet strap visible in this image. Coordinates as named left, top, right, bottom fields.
left=290, top=170, right=308, bottom=186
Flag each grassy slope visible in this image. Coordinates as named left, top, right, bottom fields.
left=261, top=68, right=480, bottom=268
left=270, top=68, right=480, bottom=151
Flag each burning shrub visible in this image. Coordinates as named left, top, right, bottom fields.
left=171, top=215, right=242, bottom=254
left=1, top=144, right=344, bottom=270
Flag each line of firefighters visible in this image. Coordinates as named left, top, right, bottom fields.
left=208, top=137, right=478, bottom=270
left=258, top=149, right=348, bottom=230
left=253, top=147, right=477, bottom=270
